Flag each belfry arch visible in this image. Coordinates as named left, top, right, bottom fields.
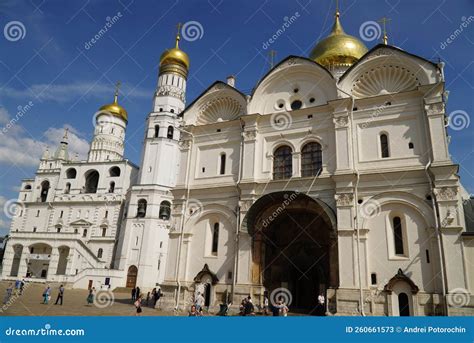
left=242, top=192, right=338, bottom=314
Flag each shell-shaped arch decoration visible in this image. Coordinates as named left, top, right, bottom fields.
left=351, top=64, right=421, bottom=98
left=196, top=96, right=244, bottom=125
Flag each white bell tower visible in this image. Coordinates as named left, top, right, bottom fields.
left=115, top=25, right=190, bottom=290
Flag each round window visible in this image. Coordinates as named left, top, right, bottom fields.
left=291, top=100, right=302, bottom=110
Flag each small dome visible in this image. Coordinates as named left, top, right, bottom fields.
left=99, top=101, right=128, bottom=122
left=160, top=47, right=190, bottom=70
left=310, top=12, right=368, bottom=68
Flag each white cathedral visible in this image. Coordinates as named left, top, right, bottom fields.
left=2, top=9, right=474, bottom=316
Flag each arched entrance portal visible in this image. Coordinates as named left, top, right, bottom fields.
left=243, top=192, right=338, bottom=315
left=126, top=265, right=138, bottom=288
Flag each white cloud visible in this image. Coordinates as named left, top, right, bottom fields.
left=0, top=82, right=150, bottom=103
left=0, top=107, right=90, bottom=167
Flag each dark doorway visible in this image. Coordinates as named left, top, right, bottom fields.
left=246, top=192, right=337, bottom=316
left=398, top=293, right=410, bottom=316
left=204, top=283, right=211, bottom=307
left=126, top=265, right=138, bottom=288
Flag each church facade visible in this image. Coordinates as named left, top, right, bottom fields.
left=2, top=10, right=473, bottom=316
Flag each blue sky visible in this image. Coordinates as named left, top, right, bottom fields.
left=0, top=0, right=473, bottom=235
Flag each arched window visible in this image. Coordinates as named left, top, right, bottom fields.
left=24, top=184, right=32, bottom=190
left=167, top=126, right=174, bottom=139
left=97, top=248, right=103, bottom=259
left=85, top=170, right=99, bottom=193
left=66, top=168, right=77, bottom=179
left=65, top=182, right=71, bottom=194
left=154, top=125, right=160, bottom=138
left=212, top=223, right=219, bottom=255
left=159, top=201, right=171, bottom=220
left=301, top=142, right=322, bottom=177
left=398, top=293, right=410, bottom=316
left=137, top=199, right=147, bottom=218
left=102, top=227, right=107, bottom=237
left=83, top=229, right=87, bottom=237
left=393, top=216, right=404, bottom=255
left=40, top=181, right=50, bottom=202
left=219, top=153, right=226, bottom=175
left=109, top=166, right=121, bottom=177
left=273, top=145, right=292, bottom=180
left=380, top=134, right=389, bottom=158
left=109, top=181, right=115, bottom=193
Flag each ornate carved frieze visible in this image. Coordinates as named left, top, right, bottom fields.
left=243, top=130, right=257, bottom=141
left=335, top=193, right=353, bottom=207
left=239, top=199, right=254, bottom=212
left=435, top=186, right=458, bottom=201
left=333, top=115, right=349, bottom=128
left=178, top=139, right=191, bottom=150
left=157, top=85, right=186, bottom=102
left=424, top=102, right=444, bottom=116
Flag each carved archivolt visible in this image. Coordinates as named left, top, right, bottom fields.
left=196, top=97, right=245, bottom=125
left=351, top=64, right=420, bottom=98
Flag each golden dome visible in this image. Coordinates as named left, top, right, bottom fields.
left=310, top=11, right=368, bottom=68
left=98, top=84, right=128, bottom=122
left=160, top=47, right=190, bottom=70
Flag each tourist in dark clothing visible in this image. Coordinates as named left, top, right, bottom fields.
left=131, top=287, right=136, bottom=302
left=136, top=287, right=141, bottom=299
left=243, top=296, right=255, bottom=316
left=55, top=285, right=64, bottom=305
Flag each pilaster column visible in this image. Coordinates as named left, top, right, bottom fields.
left=333, top=108, right=352, bottom=173
left=424, top=99, right=450, bottom=165
left=48, top=247, right=60, bottom=281
left=335, top=193, right=356, bottom=288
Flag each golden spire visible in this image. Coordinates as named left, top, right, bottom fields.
left=378, top=17, right=391, bottom=45
left=114, top=81, right=121, bottom=103
left=175, top=22, right=182, bottom=49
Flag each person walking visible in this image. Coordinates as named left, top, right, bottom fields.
left=194, top=292, right=204, bottom=312
left=131, top=287, right=136, bottom=302
left=55, top=285, right=64, bottom=305
left=154, top=288, right=162, bottom=307
left=188, top=305, right=199, bottom=316
left=262, top=292, right=269, bottom=315
left=3, top=283, right=13, bottom=304
left=42, top=285, right=51, bottom=304
left=19, top=280, right=25, bottom=296
left=136, top=287, right=141, bottom=300
left=134, top=295, right=143, bottom=316
left=280, top=300, right=289, bottom=317
left=145, top=292, right=150, bottom=307
left=86, top=287, right=95, bottom=305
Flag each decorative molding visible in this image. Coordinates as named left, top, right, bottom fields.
left=335, top=193, right=353, bottom=207
left=333, top=115, right=349, bottom=128
left=239, top=199, right=254, bottom=212
left=435, top=186, right=458, bottom=201
left=157, top=85, right=185, bottom=102
left=196, top=96, right=244, bottom=125
left=424, top=102, right=444, bottom=116
left=243, top=130, right=257, bottom=141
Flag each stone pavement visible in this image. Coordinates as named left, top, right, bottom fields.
left=0, top=281, right=178, bottom=316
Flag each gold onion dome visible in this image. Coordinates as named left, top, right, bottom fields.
left=310, top=10, right=368, bottom=68
left=99, top=83, right=128, bottom=122
left=159, top=25, right=190, bottom=70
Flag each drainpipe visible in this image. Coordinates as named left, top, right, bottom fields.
left=174, top=126, right=194, bottom=310
left=231, top=118, right=245, bottom=304
left=424, top=159, right=448, bottom=315
left=337, top=86, right=365, bottom=316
